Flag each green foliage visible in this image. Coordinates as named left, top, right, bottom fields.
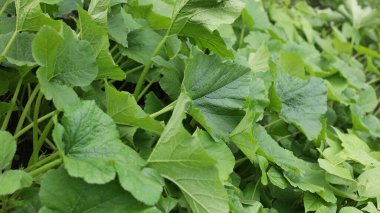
left=1, top=0, right=380, bottom=212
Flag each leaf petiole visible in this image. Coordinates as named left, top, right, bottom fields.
left=1, top=73, right=24, bottom=131
left=29, top=158, right=63, bottom=177
left=14, top=110, right=58, bottom=139
left=25, top=152, right=60, bottom=172
left=150, top=101, right=176, bottom=118
left=134, top=33, right=170, bottom=98
left=0, top=0, right=11, bottom=17
left=0, top=31, right=18, bottom=65
left=14, top=85, right=40, bottom=134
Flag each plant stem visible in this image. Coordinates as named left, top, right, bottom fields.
left=134, top=33, right=169, bottom=98
left=14, top=111, right=58, bottom=139
left=125, top=65, right=144, bottom=77
left=150, top=101, right=176, bottom=118
left=110, top=44, right=118, bottom=55
left=368, top=77, right=380, bottom=85
left=0, top=31, right=18, bottom=65
left=29, top=158, right=62, bottom=177
left=14, top=85, right=40, bottom=134
left=29, top=118, right=55, bottom=165
left=264, top=119, right=282, bottom=128
left=1, top=74, right=24, bottom=131
left=0, top=0, right=11, bottom=17
left=137, top=74, right=160, bottom=102
left=29, top=92, right=46, bottom=165
left=25, top=152, right=60, bottom=172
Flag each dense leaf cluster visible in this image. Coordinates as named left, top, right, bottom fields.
left=1, top=0, right=380, bottom=212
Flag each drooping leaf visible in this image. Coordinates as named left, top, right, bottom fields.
left=148, top=93, right=229, bottom=213
left=39, top=168, right=161, bottom=213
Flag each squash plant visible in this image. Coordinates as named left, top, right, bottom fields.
left=1, top=0, right=380, bottom=212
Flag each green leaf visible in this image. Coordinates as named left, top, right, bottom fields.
left=339, top=0, right=380, bottom=29
left=37, top=67, right=80, bottom=111
left=267, top=167, right=288, bottom=189
left=127, top=0, right=172, bottom=30
left=278, top=52, right=305, bottom=79
left=196, top=129, right=235, bottom=181
left=351, top=105, right=380, bottom=137
left=273, top=72, right=327, bottom=140
left=120, top=28, right=164, bottom=64
left=183, top=48, right=251, bottom=141
left=53, top=101, right=163, bottom=205
left=331, top=59, right=366, bottom=89
left=339, top=207, right=363, bottom=213
left=0, top=31, right=36, bottom=66
left=105, top=83, right=164, bottom=135
left=40, top=0, right=63, bottom=4
left=39, top=168, right=161, bottom=213
left=53, top=101, right=121, bottom=184
left=114, top=148, right=164, bottom=206
left=108, top=6, right=140, bottom=47
left=0, top=130, right=16, bottom=170
left=77, top=6, right=125, bottom=80
left=170, top=0, right=245, bottom=34
left=248, top=43, right=270, bottom=73
left=304, top=193, right=325, bottom=213
left=230, top=110, right=258, bottom=161
left=358, top=167, right=380, bottom=198
left=242, top=0, right=270, bottom=30
left=179, top=24, right=234, bottom=58
left=15, top=0, right=60, bottom=31
left=32, top=24, right=98, bottom=87
left=333, top=128, right=379, bottom=167
left=254, top=125, right=333, bottom=199
left=318, top=159, right=354, bottom=181
left=148, top=93, right=229, bottom=213
left=155, top=55, right=185, bottom=100
left=0, top=170, right=33, bottom=196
